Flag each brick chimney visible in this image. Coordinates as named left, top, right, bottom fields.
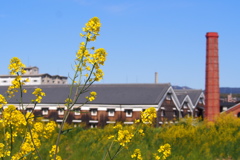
left=205, top=32, right=220, bottom=121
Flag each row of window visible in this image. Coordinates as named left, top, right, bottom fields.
left=27, top=108, right=133, bottom=117
left=42, top=80, right=65, bottom=84
left=1, top=79, right=39, bottom=83
left=0, top=79, right=65, bottom=84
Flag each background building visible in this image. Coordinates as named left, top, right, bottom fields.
left=0, top=83, right=205, bottom=128
left=0, top=66, right=67, bottom=85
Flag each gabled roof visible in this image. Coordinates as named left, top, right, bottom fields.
left=174, top=89, right=203, bottom=106
left=24, top=66, right=39, bottom=69
left=0, top=83, right=171, bottom=105
left=174, top=91, right=187, bottom=105
left=222, top=102, right=240, bottom=113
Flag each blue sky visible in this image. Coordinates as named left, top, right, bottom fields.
left=1, top=0, right=240, bottom=89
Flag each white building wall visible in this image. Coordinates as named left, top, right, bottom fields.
left=0, top=77, right=42, bottom=86
left=0, top=77, right=13, bottom=86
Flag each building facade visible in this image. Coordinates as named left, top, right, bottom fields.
left=0, top=84, right=205, bottom=128
left=0, top=66, right=67, bottom=86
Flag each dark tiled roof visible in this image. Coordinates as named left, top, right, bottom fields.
left=175, top=94, right=187, bottom=104
left=0, top=83, right=171, bottom=105
left=220, top=102, right=236, bottom=108
left=174, top=89, right=203, bottom=106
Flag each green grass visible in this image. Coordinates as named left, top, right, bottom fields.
left=50, top=115, right=240, bottom=160
left=2, top=114, right=240, bottom=160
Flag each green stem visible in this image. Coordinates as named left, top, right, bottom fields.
left=103, top=140, right=114, bottom=160
left=110, top=145, right=122, bottom=160
left=53, top=35, right=91, bottom=160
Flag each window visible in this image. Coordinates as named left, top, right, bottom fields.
left=108, top=109, right=115, bottom=117
left=173, top=110, right=177, bottom=117
left=166, top=93, right=171, bottom=100
left=74, top=108, right=81, bottom=115
left=161, top=110, right=166, bottom=117
left=89, top=120, right=98, bottom=128
left=33, top=80, right=38, bottom=82
left=72, top=120, right=82, bottom=127
left=199, top=97, right=204, bottom=104
left=2, top=80, right=7, bottom=83
left=237, top=112, right=240, bottom=118
left=90, top=109, right=97, bottom=116
left=181, top=109, right=184, bottom=117
left=183, top=102, right=188, bottom=109
left=26, top=108, right=33, bottom=113
left=42, top=108, right=49, bottom=115
left=223, top=107, right=228, bottom=111
left=90, top=123, right=97, bottom=128
left=56, top=120, right=63, bottom=128
left=125, top=110, right=132, bottom=117
left=58, top=108, right=64, bottom=115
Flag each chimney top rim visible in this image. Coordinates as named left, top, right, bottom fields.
left=206, top=32, right=219, bottom=37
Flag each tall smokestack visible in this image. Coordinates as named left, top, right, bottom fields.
left=205, top=32, right=220, bottom=121
left=155, top=72, right=158, bottom=84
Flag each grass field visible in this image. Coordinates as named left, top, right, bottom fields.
left=42, top=114, right=240, bottom=160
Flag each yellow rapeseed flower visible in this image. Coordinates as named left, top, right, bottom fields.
left=32, top=88, right=46, bottom=103
left=0, top=94, right=7, bottom=108
left=131, top=149, right=143, bottom=160
left=141, top=107, right=157, bottom=124
left=86, top=91, right=97, bottom=101
left=115, top=129, right=134, bottom=147
left=157, top=143, right=171, bottom=160
left=8, top=57, right=26, bottom=75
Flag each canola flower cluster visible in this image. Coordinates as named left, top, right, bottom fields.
left=8, top=57, right=26, bottom=75
left=75, top=17, right=107, bottom=83
left=32, top=88, right=46, bottom=103
left=0, top=105, right=57, bottom=159
left=49, top=145, right=62, bottom=160
left=116, top=129, right=134, bottom=147
left=6, top=57, right=30, bottom=98
left=107, top=107, right=158, bottom=149
left=0, top=143, right=10, bottom=158
left=2, top=105, right=29, bottom=130
left=108, top=124, right=135, bottom=148
left=64, top=98, right=73, bottom=106
left=155, top=143, right=171, bottom=160
left=0, top=94, right=7, bottom=108
left=85, top=91, right=97, bottom=102
left=81, top=17, right=101, bottom=41
left=0, top=57, right=58, bottom=159
left=131, top=149, right=143, bottom=160
left=106, top=109, right=171, bottom=160
left=0, top=17, right=108, bottom=160
left=140, top=107, right=157, bottom=124
left=7, top=76, right=29, bottom=98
